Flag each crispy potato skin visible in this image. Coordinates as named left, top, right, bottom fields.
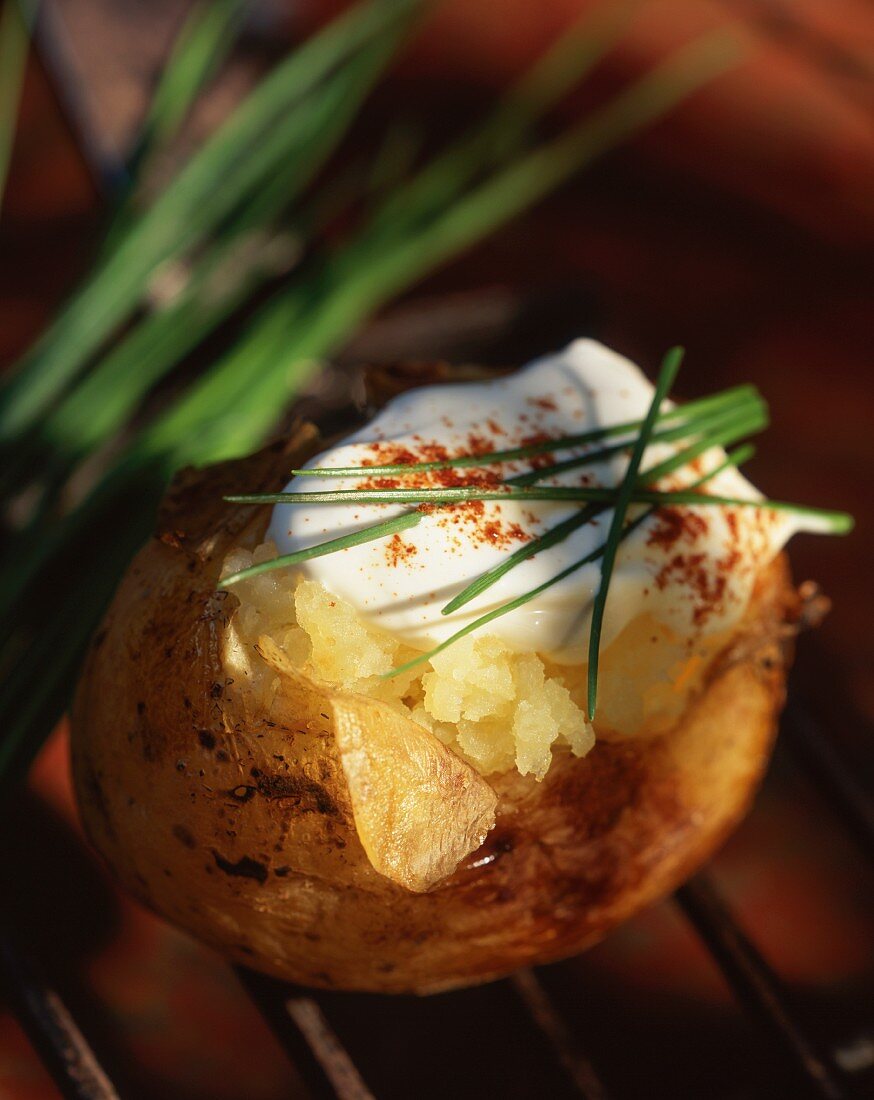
left=72, top=401, right=802, bottom=995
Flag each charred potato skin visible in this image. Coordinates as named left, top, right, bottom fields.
left=73, top=403, right=801, bottom=996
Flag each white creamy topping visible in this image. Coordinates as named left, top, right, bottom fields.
left=268, top=340, right=813, bottom=661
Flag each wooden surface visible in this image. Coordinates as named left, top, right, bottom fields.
left=0, top=1, right=872, bottom=1097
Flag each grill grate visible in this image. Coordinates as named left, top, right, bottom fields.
left=508, top=969, right=609, bottom=1100
left=237, top=970, right=376, bottom=1100
left=2, top=699, right=869, bottom=1100
left=675, top=875, right=848, bottom=1100
left=0, top=931, right=119, bottom=1100
left=782, top=702, right=874, bottom=862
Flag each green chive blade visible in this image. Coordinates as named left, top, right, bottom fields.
left=0, top=0, right=34, bottom=213
left=440, top=506, right=600, bottom=616
left=220, top=510, right=422, bottom=587
left=587, top=347, right=683, bottom=720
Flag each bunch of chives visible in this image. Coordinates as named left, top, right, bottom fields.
left=0, top=2, right=744, bottom=785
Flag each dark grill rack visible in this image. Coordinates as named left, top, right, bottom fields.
left=2, top=702, right=870, bottom=1100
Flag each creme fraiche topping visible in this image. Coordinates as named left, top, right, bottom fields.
left=266, top=339, right=812, bottom=661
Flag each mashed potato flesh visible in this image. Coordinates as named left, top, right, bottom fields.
left=222, top=542, right=730, bottom=781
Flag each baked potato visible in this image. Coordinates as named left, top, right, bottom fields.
left=71, top=360, right=807, bottom=994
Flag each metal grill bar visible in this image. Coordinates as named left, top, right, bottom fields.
left=510, top=968, right=609, bottom=1100
left=782, top=700, right=874, bottom=861
left=675, top=875, right=848, bottom=1100
left=237, top=969, right=375, bottom=1100
left=0, top=931, right=120, bottom=1100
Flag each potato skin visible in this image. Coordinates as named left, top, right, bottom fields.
left=72, top=411, right=802, bottom=995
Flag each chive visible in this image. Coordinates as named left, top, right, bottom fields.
left=624, top=491, right=854, bottom=533
left=216, top=390, right=799, bottom=519
left=586, top=347, right=683, bottom=718
left=440, top=506, right=600, bottom=617
left=0, top=0, right=34, bottom=212
left=59, top=0, right=655, bottom=488
left=365, top=0, right=636, bottom=244
left=113, top=29, right=743, bottom=478
left=292, top=383, right=760, bottom=477
left=225, top=487, right=591, bottom=504
left=181, top=29, right=742, bottom=462
left=124, top=0, right=249, bottom=177
left=328, top=32, right=743, bottom=344
left=724, top=444, right=755, bottom=467
left=505, top=397, right=765, bottom=492
left=640, top=406, right=767, bottom=484
left=226, top=483, right=767, bottom=506
left=220, top=511, right=422, bottom=587
left=228, top=386, right=763, bottom=507
left=0, top=0, right=644, bottom=507
left=103, top=0, right=250, bottom=248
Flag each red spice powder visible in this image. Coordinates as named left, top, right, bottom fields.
left=646, top=507, right=709, bottom=550
left=355, top=433, right=541, bottom=558
left=654, top=551, right=729, bottom=626
left=653, top=546, right=751, bottom=626
left=385, top=534, right=418, bottom=568
left=362, top=441, right=450, bottom=468
left=519, top=431, right=557, bottom=470
left=480, top=519, right=528, bottom=548
left=720, top=548, right=743, bottom=577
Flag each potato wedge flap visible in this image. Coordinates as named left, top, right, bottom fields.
left=256, top=636, right=496, bottom=892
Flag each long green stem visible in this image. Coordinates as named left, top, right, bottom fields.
left=222, top=511, right=422, bottom=587
left=612, top=491, right=853, bottom=531
left=331, top=31, right=742, bottom=327
left=510, top=396, right=765, bottom=486
left=103, top=0, right=250, bottom=248
left=2, top=0, right=634, bottom=515
left=0, top=0, right=423, bottom=444
left=587, top=347, right=683, bottom=718
left=365, top=0, right=637, bottom=244
left=139, top=0, right=247, bottom=150
left=0, top=0, right=35, bottom=212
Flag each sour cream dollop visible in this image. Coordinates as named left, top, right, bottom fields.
left=267, top=340, right=814, bottom=661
